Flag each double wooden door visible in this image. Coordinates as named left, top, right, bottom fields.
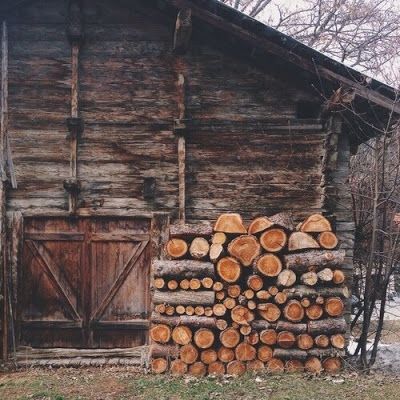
left=18, top=216, right=151, bottom=349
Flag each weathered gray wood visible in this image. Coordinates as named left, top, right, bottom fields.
left=173, top=8, right=192, bottom=55
left=153, top=290, right=215, bottom=306
left=151, top=312, right=218, bottom=329
left=284, top=250, right=345, bottom=270
left=307, top=318, right=347, bottom=335
left=153, top=259, right=215, bottom=279
left=283, top=285, right=350, bottom=299
left=170, top=222, right=213, bottom=238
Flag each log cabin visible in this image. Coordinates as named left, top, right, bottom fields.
left=0, top=0, right=398, bottom=367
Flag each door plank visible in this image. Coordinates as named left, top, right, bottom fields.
left=90, top=233, right=150, bottom=242
left=25, top=232, right=85, bottom=241
left=91, top=320, right=150, bottom=330
left=20, top=320, right=83, bottom=329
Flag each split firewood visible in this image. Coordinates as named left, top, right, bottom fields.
left=175, top=305, right=186, bottom=315
left=209, top=243, right=224, bottom=262
left=227, top=284, right=241, bottom=298
left=285, top=359, right=304, bottom=372
left=235, top=342, right=256, bottom=361
left=284, top=300, right=304, bottom=322
left=189, top=361, right=207, bottom=377
left=213, top=303, right=227, bottom=317
left=194, top=328, right=215, bottom=349
left=257, top=345, right=273, bottom=362
left=200, top=349, right=218, bottom=365
left=214, top=213, right=247, bottom=234
left=276, top=321, right=307, bottom=334
left=247, top=275, right=264, bottom=291
left=194, top=306, right=205, bottom=316
left=165, top=306, right=175, bottom=316
left=213, top=281, right=224, bottom=291
left=305, top=356, right=323, bottom=373
left=258, top=303, right=281, bottom=322
left=300, top=214, right=332, bottom=232
left=153, top=290, right=215, bottom=306
left=227, top=235, right=261, bottom=266
left=247, top=359, right=265, bottom=371
left=318, top=231, right=338, bottom=249
left=165, top=238, right=188, bottom=259
left=325, top=297, right=344, bottom=317
left=269, top=211, right=295, bottom=231
left=260, top=228, right=287, bottom=252
left=185, top=306, right=195, bottom=316
left=226, top=360, right=246, bottom=376
left=248, top=216, right=274, bottom=235
left=240, top=325, right=252, bottom=336
left=274, top=292, right=288, bottom=305
left=332, top=269, right=345, bottom=284
left=189, top=278, right=201, bottom=290
left=216, top=257, right=241, bottom=283
left=297, top=333, right=314, bottom=350
left=247, top=300, right=257, bottom=310
left=288, top=232, right=319, bottom=251
left=150, top=343, right=180, bottom=358
left=201, top=277, right=214, bottom=289
left=331, top=334, right=346, bottom=349
left=179, top=279, right=190, bottom=290
left=256, top=290, right=271, bottom=300
left=305, top=304, right=323, bottom=320
left=220, top=327, right=241, bottom=348
left=208, top=361, right=225, bottom=375
left=167, top=280, right=179, bottom=290
left=150, top=324, right=171, bottom=344
left=217, top=346, right=235, bottom=362
left=284, top=250, right=345, bottom=270
left=277, top=331, right=296, bottom=349
left=273, top=348, right=307, bottom=361
left=170, top=223, right=213, bottom=238
left=300, top=298, right=311, bottom=308
left=153, top=278, right=165, bottom=289
left=231, top=305, right=255, bottom=325
left=253, top=254, right=282, bottom=277
left=211, top=232, right=227, bottom=245
left=300, top=271, right=318, bottom=286
left=268, top=286, right=279, bottom=296
left=223, top=297, right=236, bottom=310
left=151, top=358, right=168, bottom=374
left=243, top=289, right=255, bottom=299
left=170, top=359, right=188, bottom=376
left=322, top=357, right=342, bottom=373
left=266, top=358, right=285, bottom=373
left=189, top=237, right=210, bottom=260
left=315, top=334, right=330, bottom=348
left=308, top=318, right=347, bottom=335
left=215, top=291, right=225, bottom=301
left=317, top=268, right=333, bottom=282
left=216, top=319, right=228, bottom=331
left=247, top=330, right=259, bottom=345
left=277, top=269, right=296, bottom=287
left=171, top=326, right=193, bottom=344
left=154, top=304, right=166, bottom=314
left=260, top=329, right=277, bottom=345
left=153, top=260, right=215, bottom=279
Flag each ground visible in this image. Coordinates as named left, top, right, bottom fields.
left=0, top=367, right=399, bottom=400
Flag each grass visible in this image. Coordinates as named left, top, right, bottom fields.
left=0, top=367, right=399, bottom=400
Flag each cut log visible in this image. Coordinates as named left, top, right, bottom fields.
left=256, top=290, right=271, bottom=300
left=248, top=216, right=274, bottom=235
left=201, top=277, right=214, bottom=289
left=153, top=290, right=215, bottom=306
left=305, top=305, right=323, bottom=320
left=266, top=358, right=285, bottom=372
left=153, top=260, right=215, bottom=279
left=247, top=275, right=264, bottom=291
left=297, top=334, right=314, bottom=350
left=216, top=257, right=241, bottom=283
left=231, top=305, right=255, bottom=325
left=223, top=297, right=236, bottom=310
left=216, top=319, right=228, bottom=331
left=172, top=325, right=192, bottom=345
left=251, top=320, right=275, bottom=331
left=258, top=303, right=281, bottom=322
left=151, top=358, right=168, bottom=374
left=235, top=342, right=256, bottom=361
left=214, top=213, right=247, bottom=234
left=274, top=292, right=287, bottom=304
left=226, top=360, right=246, bottom=376
left=322, top=357, right=342, bottom=373
left=317, top=268, right=333, bottom=282
left=150, top=344, right=180, bottom=358
left=247, top=300, right=256, bottom=310
left=200, top=349, right=217, bottom=365
left=170, top=223, right=213, bottom=238
left=269, top=212, right=295, bottom=230
left=277, top=331, right=296, bottom=349
left=179, top=279, right=190, bottom=290
left=288, top=232, right=319, bottom=251
left=301, top=298, right=311, bottom=308
left=318, top=231, right=338, bottom=249
left=208, top=361, right=225, bottom=375
left=213, top=281, right=224, bottom=291
left=185, top=306, right=195, bottom=316
left=165, top=238, right=188, bottom=259
left=189, top=237, right=210, bottom=260
left=276, top=321, right=307, bottom=334
left=315, top=335, right=330, bottom=348
left=284, top=250, right=345, bottom=270
left=189, top=361, right=207, bottom=377
left=257, top=345, right=273, bottom=362
left=154, top=304, right=166, bottom=314
left=220, top=327, right=241, bottom=348
left=247, top=330, right=259, bottom=345
left=213, top=303, right=227, bottom=317
left=283, top=285, right=350, bottom=300
left=277, top=269, right=296, bottom=287
left=300, top=214, right=332, bottom=232
left=285, top=359, right=304, bottom=372
left=243, top=289, right=255, bottom=299
left=305, top=356, right=323, bottom=374
left=217, top=346, right=235, bottom=362
left=325, top=297, right=344, bottom=317
left=273, top=349, right=307, bottom=361
left=240, top=325, right=252, bottom=336
left=194, top=328, right=215, bottom=349
left=268, top=286, right=279, bottom=296
left=170, top=359, right=188, bottom=376
left=332, top=269, right=345, bottom=285
left=211, top=232, right=227, bottom=245
left=176, top=305, right=185, bottom=315
left=308, top=348, right=345, bottom=358
left=150, top=324, right=171, bottom=344
left=167, top=280, right=179, bottom=290
left=300, top=272, right=318, bottom=286
left=284, top=300, right=304, bottom=322
left=165, top=306, right=175, bottom=316
left=315, top=296, right=325, bottom=305
left=308, top=318, right=347, bottom=335
left=260, top=329, right=277, bottom=345
left=189, top=278, right=201, bottom=290
left=180, top=344, right=199, bottom=364
left=216, top=290, right=225, bottom=301
left=227, top=284, right=241, bottom=298
left=227, top=235, right=261, bottom=267
left=209, top=243, right=224, bottom=262
left=204, top=307, right=213, bottom=317
left=254, top=254, right=282, bottom=277
left=153, top=278, right=165, bottom=289
left=247, top=359, right=265, bottom=371
left=331, top=334, right=346, bottom=349
left=260, top=229, right=287, bottom=252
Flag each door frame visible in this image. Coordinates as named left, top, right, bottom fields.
left=4, top=210, right=169, bottom=357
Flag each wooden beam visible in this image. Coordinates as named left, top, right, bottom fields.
left=173, top=8, right=192, bottom=55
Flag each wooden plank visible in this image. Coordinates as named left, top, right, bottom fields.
left=90, top=233, right=150, bottom=242
left=20, top=320, right=83, bottom=329
left=25, top=232, right=85, bottom=241
left=173, top=8, right=192, bottom=55
left=91, top=320, right=150, bottom=330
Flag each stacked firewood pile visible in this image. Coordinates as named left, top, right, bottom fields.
left=150, top=212, right=349, bottom=376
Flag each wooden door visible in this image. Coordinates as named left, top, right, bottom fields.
left=19, top=216, right=151, bottom=349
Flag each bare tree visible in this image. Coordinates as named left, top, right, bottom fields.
left=220, top=0, right=274, bottom=18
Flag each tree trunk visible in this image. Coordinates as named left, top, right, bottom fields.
left=153, top=290, right=215, bottom=306
left=153, top=259, right=215, bottom=279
